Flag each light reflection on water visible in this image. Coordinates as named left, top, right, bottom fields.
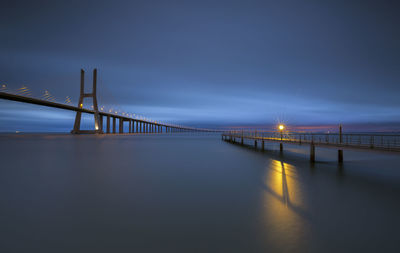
left=260, top=159, right=310, bottom=252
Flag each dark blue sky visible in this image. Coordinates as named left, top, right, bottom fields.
left=1, top=0, right=399, bottom=131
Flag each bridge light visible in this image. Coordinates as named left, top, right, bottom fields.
left=278, top=124, right=285, bottom=131
left=80, top=103, right=83, bottom=108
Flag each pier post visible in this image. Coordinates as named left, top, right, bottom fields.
left=112, top=117, right=116, bottom=134
left=106, top=116, right=110, bottom=133
left=338, top=149, right=343, bottom=163
left=254, top=140, right=257, bottom=149
left=280, top=143, right=283, bottom=152
left=129, top=120, right=132, bottom=133
left=241, top=137, right=244, bottom=145
left=310, top=143, right=315, bottom=163
left=262, top=140, right=264, bottom=151
left=136, top=121, right=138, bottom=133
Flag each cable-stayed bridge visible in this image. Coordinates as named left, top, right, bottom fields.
left=0, top=69, right=215, bottom=134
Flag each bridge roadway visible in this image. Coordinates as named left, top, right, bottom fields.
left=0, top=91, right=211, bottom=134
left=222, top=131, right=400, bottom=163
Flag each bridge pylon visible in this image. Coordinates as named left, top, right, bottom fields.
left=71, top=69, right=102, bottom=134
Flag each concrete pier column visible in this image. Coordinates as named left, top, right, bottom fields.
left=112, top=117, right=116, bottom=133
left=254, top=140, right=257, bottom=149
left=280, top=143, right=283, bottom=152
left=140, top=122, right=142, bottom=133
left=99, top=115, right=103, bottom=132
left=129, top=120, right=132, bottom=133
left=106, top=116, right=110, bottom=133
left=338, top=150, right=343, bottom=163
left=310, top=143, right=315, bottom=163
left=119, top=118, right=123, bottom=133
left=135, top=121, right=138, bottom=133
left=262, top=140, right=265, bottom=151
left=241, top=137, right=243, bottom=145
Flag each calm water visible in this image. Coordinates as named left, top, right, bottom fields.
left=1, top=133, right=400, bottom=252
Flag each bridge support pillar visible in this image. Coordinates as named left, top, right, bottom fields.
left=106, top=116, right=110, bottom=133
left=310, top=143, right=315, bottom=163
left=113, top=117, right=116, bottom=134
left=254, top=140, right=257, bottom=149
left=129, top=120, right=132, bottom=133
left=119, top=118, right=123, bottom=133
left=338, top=149, right=343, bottom=163
left=99, top=115, right=103, bottom=132
left=262, top=140, right=264, bottom=151
left=280, top=143, right=283, bottom=153
left=135, top=121, right=138, bottom=133
left=71, top=69, right=102, bottom=134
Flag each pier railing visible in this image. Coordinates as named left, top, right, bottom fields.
left=223, top=131, right=400, bottom=152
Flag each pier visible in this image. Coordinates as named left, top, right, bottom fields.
left=222, top=128, right=400, bottom=163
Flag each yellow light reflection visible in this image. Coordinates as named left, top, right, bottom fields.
left=259, top=159, right=309, bottom=250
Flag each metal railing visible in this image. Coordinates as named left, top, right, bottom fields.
left=223, top=130, right=400, bottom=152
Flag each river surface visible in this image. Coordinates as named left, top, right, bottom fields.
left=1, top=133, right=399, bottom=252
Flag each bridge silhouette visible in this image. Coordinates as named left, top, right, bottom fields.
left=0, top=69, right=214, bottom=134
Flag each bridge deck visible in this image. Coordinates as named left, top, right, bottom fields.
left=0, top=91, right=206, bottom=131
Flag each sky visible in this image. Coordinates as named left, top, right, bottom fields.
left=1, top=0, right=399, bottom=131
